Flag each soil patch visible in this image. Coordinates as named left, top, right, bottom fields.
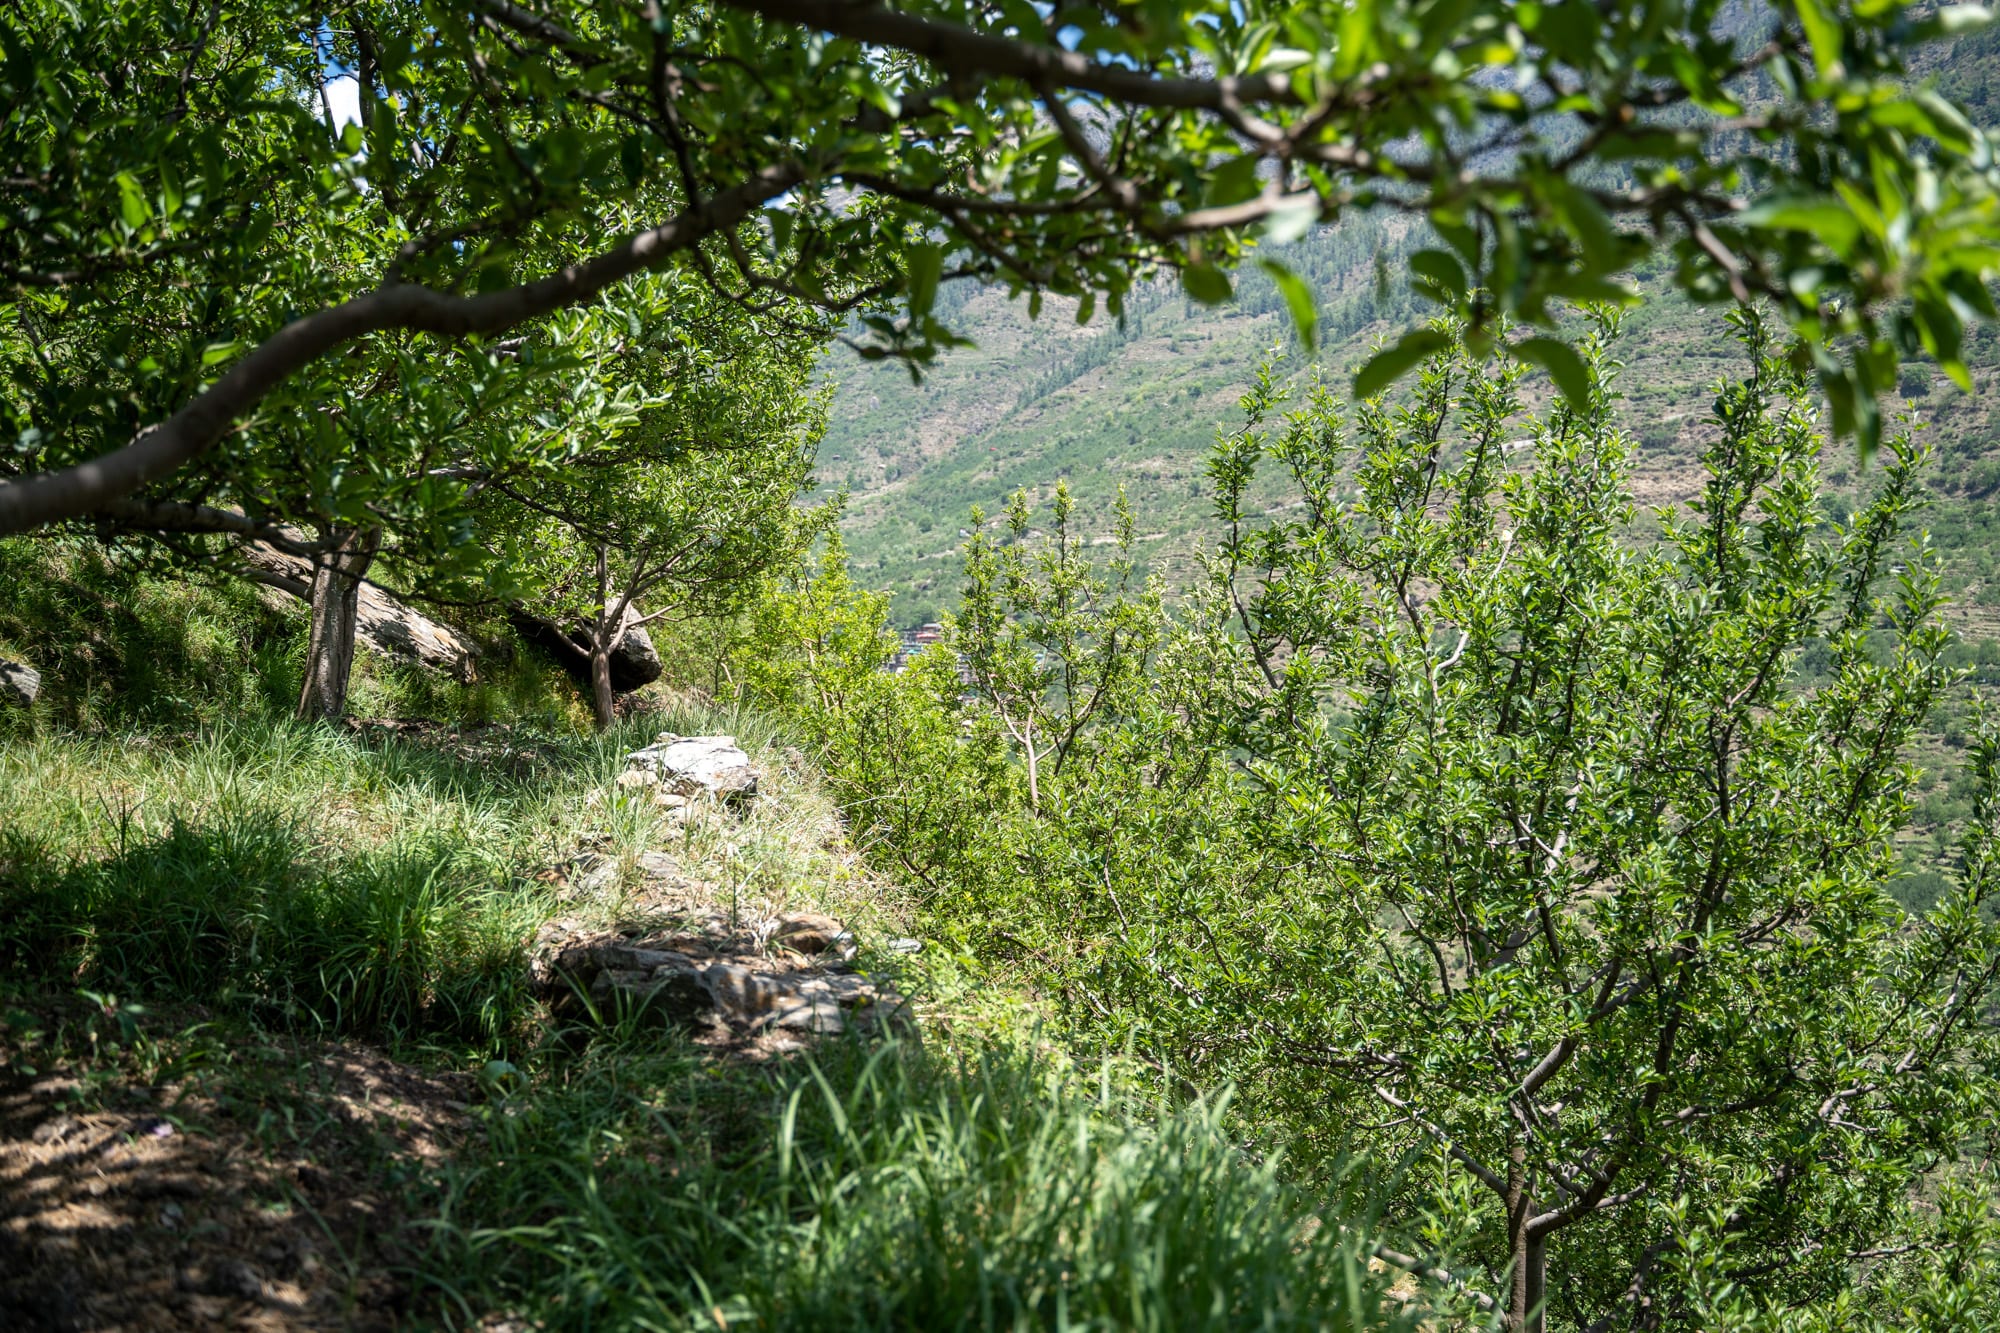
left=0, top=1023, right=470, bottom=1332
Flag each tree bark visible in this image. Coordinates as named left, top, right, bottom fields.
left=583, top=542, right=624, bottom=731
left=1506, top=1137, right=1547, bottom=1333
left=296, top=526, right=381, bottom=722
left=588, top=638, right=616, bottom=731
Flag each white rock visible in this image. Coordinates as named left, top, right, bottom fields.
left=623, top=735, right=757, bottom=802
left=569, top=854, right=618, bottom=895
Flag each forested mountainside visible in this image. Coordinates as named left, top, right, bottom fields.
left=823, top=25, right=2000, bottom=633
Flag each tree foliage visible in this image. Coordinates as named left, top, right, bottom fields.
left=739, top=314, right=2000, bottom=1330
left=485, top=276, right=830, bottom=726
left=4, top=0, right=1999, bottom=540
left=1161, top=312, right=2000, bottom=1329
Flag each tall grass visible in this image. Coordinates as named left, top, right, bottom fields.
left=0, top=698, right=813, bottom=1046
left=429, top=1040, right=1417, bottom=1332
left=0, top=537, right=303, bottom=728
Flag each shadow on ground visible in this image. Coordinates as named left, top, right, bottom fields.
left=0, top=1015, right=471, bottom=1332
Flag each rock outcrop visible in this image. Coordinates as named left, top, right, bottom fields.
left=529, top=909, right=899, bottom=1052
left=510, top=604, right=662, bottom=695
left=0, top=660, right=38, bottom=708
left=241, top=543, right=479, bottom=682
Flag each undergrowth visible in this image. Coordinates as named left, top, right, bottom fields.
left=0, top=550, right=1428, bottom=1330
left=426, top=1037, right=1416, bottom=1332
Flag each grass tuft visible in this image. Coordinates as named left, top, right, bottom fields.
left=428, top=1037, right=1413, bottom=1332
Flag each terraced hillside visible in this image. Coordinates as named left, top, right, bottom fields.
left=821, top=28, right=2000, bottom=637
left=822, top=243, right=2000, bottom=634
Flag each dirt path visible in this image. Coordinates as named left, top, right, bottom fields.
left=0, top=1031, right=470, bottom=1332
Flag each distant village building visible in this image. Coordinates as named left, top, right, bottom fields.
left=888, top=623, right=949, bottom=675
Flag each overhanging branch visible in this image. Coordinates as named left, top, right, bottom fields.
left=0, top=162, right=805, bottom=536
left=719, top=0, right=1298, bottom=111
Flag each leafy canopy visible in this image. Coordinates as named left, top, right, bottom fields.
left=3, top=0, right=1998, bottom=538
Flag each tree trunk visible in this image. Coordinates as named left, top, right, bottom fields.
left=1519, top=1232, right=1546, bottom=1333
left=296, top=526, right=381, bottom=723
left=589, top=638, right=616, bottom=731
left=1506, top=1138, right=1547, bottom=1333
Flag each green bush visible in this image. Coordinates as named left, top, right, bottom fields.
left=739, top=315, right=2000, bottom=1330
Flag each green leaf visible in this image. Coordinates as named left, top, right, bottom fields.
left=1534, top=2, right=1602, bottom=64
left=114, top=172, right=149, bottom=230
left=1938, top=2, right=1995, bottom=32
left=1511, top=336, right=1591, bottom=408
left=1410, top=249, right=1467, bottom=301
left=1354, top=328, right=1449, bottom=399
left=1796, top=0, right=1844, bottom=78
left=906, top=244, right=942, bottom=318
left=1333, top=0, right=1374, bottom=79
left=1871, top=93, right=1977, bottom=155
left=1904, top=3, right=1994, bottom=39
left=1263, top=194, right=1320, bottom=245
left=1594, top=128, right=1704, bottom=161
left=159, top=161, right=183, bottom=219
left=1542, top=272, right=1639, bottom=305
left=1546, top=178, right=1622, bottom=268
left=1182, top=263, right=1233, bottom=306
left=1203, top=153, right=1263, bottom=208
left=1741, top=195, right=1863, bottom=254
left=1258, top=258, right=1318, bottom=352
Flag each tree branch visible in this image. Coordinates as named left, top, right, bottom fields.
left=720, top=0, right=1298, bottom=111
left=1370, top=1245, right=1498, bottom=1314
left=0, top=163, right=806, bottom=536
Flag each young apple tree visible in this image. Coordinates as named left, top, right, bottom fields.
left=1092, top=313, right=2000, bottom=1331
left=480, top=283, right=829, bottom=728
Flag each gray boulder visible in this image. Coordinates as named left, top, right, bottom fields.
left=623, top=734, right=757, bottom=802
left=0, top=660, right=39, bottom=708
left=242, top=541, right=479, bottom=682
left=512, top=604, right=662, bottom=694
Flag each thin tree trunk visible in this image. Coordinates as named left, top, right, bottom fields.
left=1522, top=1232, right=1546, bottom=1333
left=296, top=525, right=381, bottom=722
left=589, top=541, right=618, bottom=731
left=1506, top=1137, right=1547, bottom=1333
left=589, top=637, right=616, bottom=731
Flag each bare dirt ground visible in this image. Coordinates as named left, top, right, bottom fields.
left=0, top=1027, right=471, bottom=1332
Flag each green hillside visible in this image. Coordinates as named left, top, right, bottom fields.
left=823, top=242, right=2000, bottom=631
left=822, top=28, right=2000, bottom=632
